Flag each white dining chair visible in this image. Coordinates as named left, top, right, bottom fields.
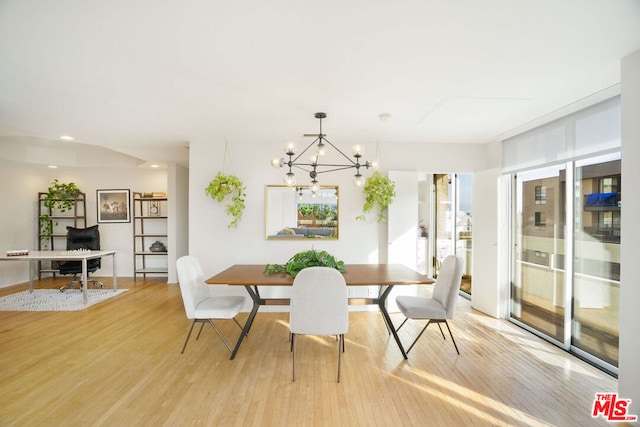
left=176, top=255, right=246, bottom=354
left=395, top=255, right=464, bottom=355
left=290, top=266, right=349, bottom=382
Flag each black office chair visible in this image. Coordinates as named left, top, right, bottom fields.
left=59, top=225, right=105, bottom=292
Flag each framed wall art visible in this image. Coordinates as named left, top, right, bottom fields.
left=97, top=189, right=131, bottom=223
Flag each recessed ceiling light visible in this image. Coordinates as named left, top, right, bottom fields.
left=48, top=165, right=58, bottom=169
left=150, top=164, right=159, bottom=168
left=59, top=135, right=74, bottom=141
left=378, top=112, right=392, bottom=122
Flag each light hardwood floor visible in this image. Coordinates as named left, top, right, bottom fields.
left=0, top=277, right=617, bottom=426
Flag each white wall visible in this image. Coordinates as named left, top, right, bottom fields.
left=619, top=48, right=640, bottom=419
left=387, top=171, right=419, bottom=270
left=167, top=163, right=189, bottom=284
left=470, top=168, right=501, bottom=317
left=0, top=157, right=167, bottom=287
left=0, top=159, right=48, bottom=285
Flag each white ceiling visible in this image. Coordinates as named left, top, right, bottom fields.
left=1, top=0, right=639, bottom=167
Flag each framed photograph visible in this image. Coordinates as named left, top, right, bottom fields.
left=97, top=189, right=131, bottom=223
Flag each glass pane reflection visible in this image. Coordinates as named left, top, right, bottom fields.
left=573, top=157, right=620, bottom=366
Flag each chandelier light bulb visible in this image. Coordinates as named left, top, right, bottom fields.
left=310, top=153, right=319, bottom=165
left=352, top=144, right=364, bottom=157
left=285, top=141, right=297, bottom=156
left=354, top=173, right=364, bottom=187
left=271, top=157, right=284, bottom=168
left=311, top=180, right=319, bottom=193
left=368, top=159, right=379, bottom=170
left=284, top=172, right=296, bottom=186
left=317, top=141, right=326, bottom=156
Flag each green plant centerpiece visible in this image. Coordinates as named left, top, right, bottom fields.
left=39, top=179, right=81, bottom=248
left=356, top=171, right=396, bottom=222
left=264, top=249, right=346, bottom=277
left=204, top=172, right=246, bottom=229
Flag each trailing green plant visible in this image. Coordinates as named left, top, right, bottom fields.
left=204, top=172, right=246, bottom=229
left=264, top=249, right=346, bottom=277
left=356, top=171, right=396, bottom=222
left=39, top=179, right=81, bottom=248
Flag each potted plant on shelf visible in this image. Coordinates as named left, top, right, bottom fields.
left=264, top=249, right=346, bottom=277
left=39, top=179, right=81, bottom=248
left=356, top=171, right=396, bottom=222
left=204, top=172, right=246, bottom=229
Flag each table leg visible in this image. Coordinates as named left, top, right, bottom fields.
left=29, top=260, right=35, bottom=293
left=82, top=258, right=88, bottom=304
left=378, top=285, right=393, bottom=335
left=230, top=285, right=261, bottom=360
left=112, top=253, right=118, bottom=291
left=378, top=285, right=408, bottom=359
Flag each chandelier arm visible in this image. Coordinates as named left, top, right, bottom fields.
left=294, top=162, right=358, bottom=171
left=292, top=162, right=357, bottom=169
left=292, top=164, right=314, bottom=173
left=291, top=137, right=321, bottom=163
left=314, top=165, right=359, bottom=174
left=321, top=137, right=358, bottom=166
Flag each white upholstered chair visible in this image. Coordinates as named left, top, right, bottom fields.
left=176, top=255, right=246, bottom=354
left=395, top=255, right=464, bottom=355
left=290, top=267, right=349, bottom=382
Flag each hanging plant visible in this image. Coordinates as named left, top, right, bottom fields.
left=204, top=172, right=246, bottom=229
left=264, top=249, right=346, bottom=277
left=40, top=179, right=81, bottom=247
left=356, top=171, right=396, bottom=222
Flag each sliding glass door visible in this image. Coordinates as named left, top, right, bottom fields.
left=433, top=174, right=453, bottom=277
left=511, top=165, right=567, bottom=344
left=510, top=153, right=620, bottom=372
left=572, top=154, right=620, bottom=367
left=433, top=173, right=473, bottom=295
left=457, top=174, right=473, bottom=295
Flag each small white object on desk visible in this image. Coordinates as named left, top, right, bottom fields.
left=6, top=249, right=29, bottom=256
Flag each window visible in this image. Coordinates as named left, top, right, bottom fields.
left=600, top=211, right=613, bottom=228
left=573, top=156, right=621, bottom=368
left=512, top=155, right=621, bottom=374
left=535, top=185, right=547, bottom=204
left=600, top=177, right=619, bottom=193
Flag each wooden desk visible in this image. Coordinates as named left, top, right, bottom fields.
left=0, top=250, right=117, bottom=304
left=206, top=264, right=434, bottom=360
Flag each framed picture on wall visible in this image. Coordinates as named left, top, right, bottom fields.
left=97, top=189, right=131, bottom=223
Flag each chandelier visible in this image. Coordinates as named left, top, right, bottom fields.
left=271, top=112, right=378, bottom=191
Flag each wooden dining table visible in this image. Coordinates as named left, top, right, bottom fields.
left=206, top=264, right=434, bottom=360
